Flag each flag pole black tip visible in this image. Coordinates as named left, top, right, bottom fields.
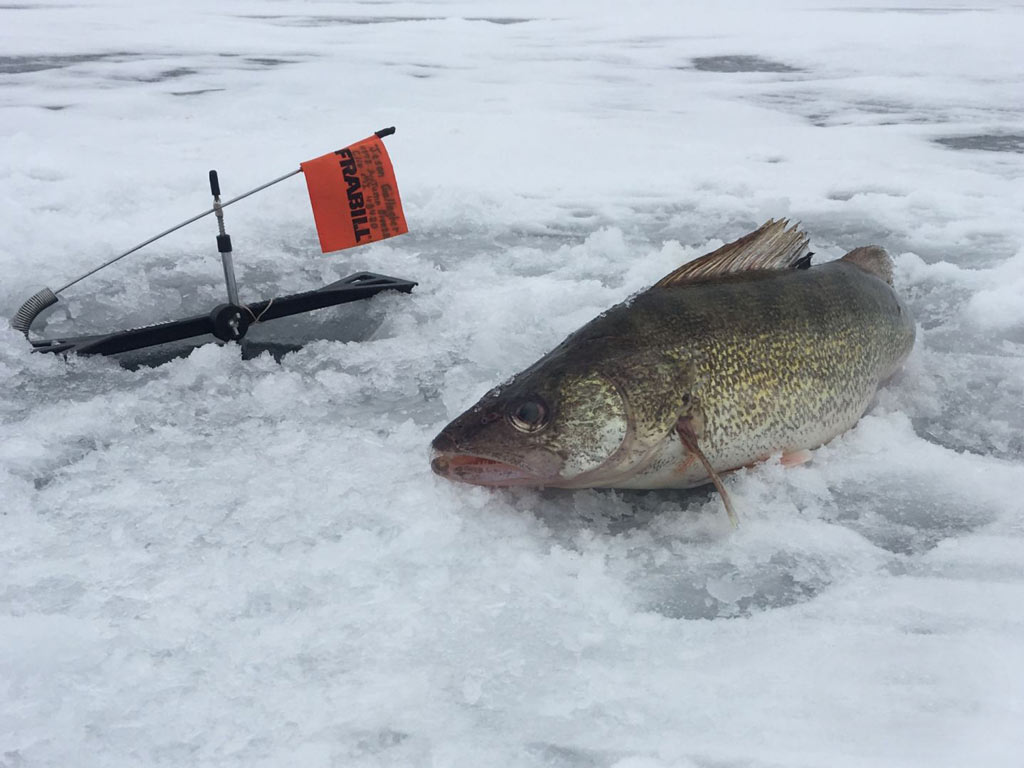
left=374, top=126, right=396, bottom=139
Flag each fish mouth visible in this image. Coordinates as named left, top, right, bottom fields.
left=431, top=452, right=551, bottom=487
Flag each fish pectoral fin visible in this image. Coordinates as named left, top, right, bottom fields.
left=675, top=415, right=739, bottom=529
left=675, top=452, right=698, bottom=475
left=780, top=448, right=813, bottom=467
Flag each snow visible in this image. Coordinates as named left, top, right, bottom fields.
left=2, top=1, right=1024, bottom=766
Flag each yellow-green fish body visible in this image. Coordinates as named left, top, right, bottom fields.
left=584, top=258, right=913, bottom=488
left=431, top=221, right=915, bottom=498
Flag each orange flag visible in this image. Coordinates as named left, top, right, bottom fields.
left=300, top=132, right=408, bottom=254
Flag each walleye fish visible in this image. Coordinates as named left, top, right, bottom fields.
left=431, top=220, right=915, bottom=524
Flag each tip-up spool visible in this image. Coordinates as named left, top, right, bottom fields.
left=11, top=287, right=59, bottom=336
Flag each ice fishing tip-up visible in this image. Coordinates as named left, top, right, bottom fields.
left=10, top=127, right=415, bottom=357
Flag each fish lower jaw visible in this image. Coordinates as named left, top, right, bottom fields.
left=430, top=452, right=554, bottom=487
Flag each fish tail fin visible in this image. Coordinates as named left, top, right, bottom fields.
left=841, top=245, right=894, bottom=286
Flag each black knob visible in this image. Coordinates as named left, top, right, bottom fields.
left=209, top=304, right=249, bottom=342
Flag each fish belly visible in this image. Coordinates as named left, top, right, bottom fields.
left=611, top=398, right=868, bottom=489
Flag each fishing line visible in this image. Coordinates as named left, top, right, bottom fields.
left=11, top=169, right=302, bottom=335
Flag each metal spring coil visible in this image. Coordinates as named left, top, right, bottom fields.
left=10, top=288, right=58, bottom=336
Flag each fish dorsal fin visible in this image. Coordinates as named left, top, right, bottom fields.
left=654, top=219, right=810, bottom=287
left=841, top=245, right=893, bottom=286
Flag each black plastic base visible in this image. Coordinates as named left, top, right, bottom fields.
left=30, top=272, right=416, bottom=357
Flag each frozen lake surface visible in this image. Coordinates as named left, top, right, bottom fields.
left=2, top=1, right=1023, bottom=766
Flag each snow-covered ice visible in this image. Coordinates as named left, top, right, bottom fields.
left=2, top=1, right=1024, bottom=766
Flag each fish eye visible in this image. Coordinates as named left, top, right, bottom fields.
left=507, top=398, right=548, bottom=433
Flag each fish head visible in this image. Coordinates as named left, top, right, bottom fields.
left=431, top=365, right=631, bottom=488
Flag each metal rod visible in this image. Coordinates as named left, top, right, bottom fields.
left=54, top=168, right=302, bottom=295
left=209, top=169, right=240, bottom=307
left=220, top=253, right=240, bottom=306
